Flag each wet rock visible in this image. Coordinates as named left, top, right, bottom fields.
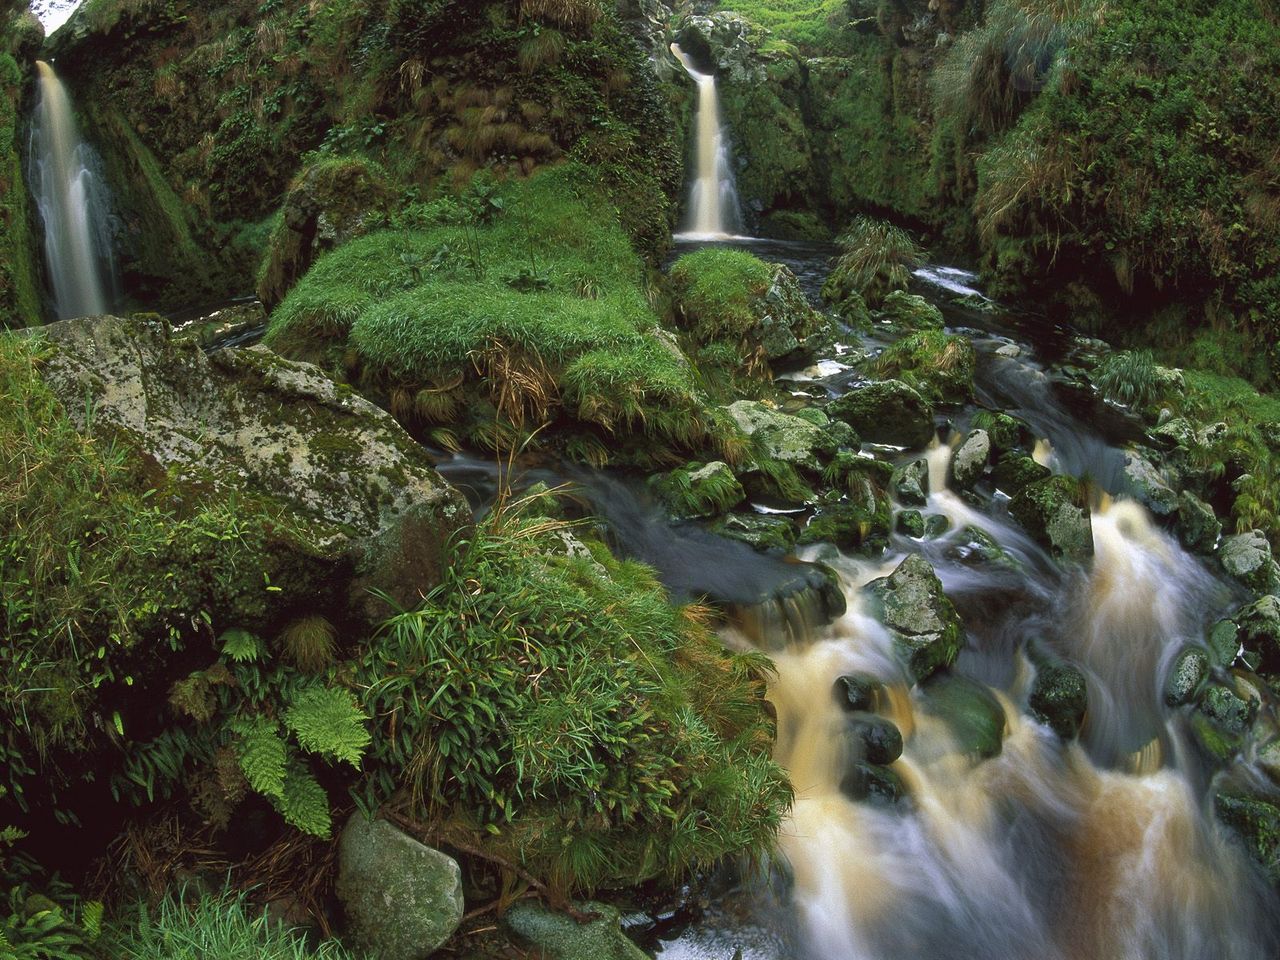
left=991, top=453, right=1051, bottom=496
left=919, top=672, right=1005, bottom=759
left=1207, top=619, right=1241, bottom=669
left=1148, top=416, right=1197, bottom=451
left=755, top=264, right=833, bottom=365
left=845, top=715, right=904, bottom=765
left=815, top=418, right=860, bottom=456
left=828, top=380, right=935, bottom=450
left=1009, top=476, right=1094, bottom=564
left=1214, top=790, right=1280, bottom=885
left=1118, top=450, right=1179, bottom=517
left=33, top=314, right=469, bottom=627
left=1199, top=682, right=1257, bottom=736
left=1176, top=490, right=1221, bottom=554
left=864, top=555, right=965, bottom=681
left=890, top=458, right=929, bottom=506
left=798, top=492, right=892, bottom=555
left=840, top=762, right=908, bottom=808
left=879, top=290, right=944, bottom=330
left=710, top=512, right=798, bottom=554
left=971, top=411, right=1030, bottom=455
left=950, top=429, right=991, bottom=490
left=924, top=514, right=952, bottom=538
left=896, top=509, right=926, bottom=538
left=945, top=526, right=1020, bottom=572
left=1163, top=647, right=1210, bottom=707
left=1256, top=740, right=1280, bottom=787
left=1219, top=531, right=1280, bottom=595
left=1028, top=659, right=1087, bottom=740
left=336, top=815, right=464, bottom=960
left=726, top=400, right=826, bottom=471
left=1231, top=596, right=1280, bottom=673
left=650, top=461, right=745, bottom=521
left=833, top=673, right=883, bottom=713
left=876, top=332, right=976, bottom=406
left=505, top=901, right=648, bottom=960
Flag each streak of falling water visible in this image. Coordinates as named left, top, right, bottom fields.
left=28, top=61, right=117, bottom=320
left=670, top=42, right=743, bottom=240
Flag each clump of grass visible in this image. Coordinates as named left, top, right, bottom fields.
left=822, top=216, right=924, bottom=308
left=279, top=616, right=337, bottom=674
left=650, top=462, right=746, bottom=519
left=668, top=248, right=775, bottom=343
left=518, top=0, right=602, bottom=30
left=1094, top=349, right=1158, bottom=408
left=358, top=507, right=791, bottom=893
left=872, top=330, right=976, bottom=404
left=108, top=888, right=359, bottom=959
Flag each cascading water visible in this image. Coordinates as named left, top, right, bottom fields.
left=671, top=42, right=743, bottom=240
left=28, top=60, right=117, bottom=320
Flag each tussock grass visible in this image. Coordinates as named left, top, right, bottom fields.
left=822, top=217, right=923, bottom=309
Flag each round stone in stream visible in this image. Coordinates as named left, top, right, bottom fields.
left=839, top=762, right=908, bottom=809
left=833, top=673, right=883, bottom=713
left=844, top=713, right=904, bottom=765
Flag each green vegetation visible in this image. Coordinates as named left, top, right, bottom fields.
left=269, top=165, right=725, bottom=465
left=871, top=330, right=975, bottom=405
left=1095, top=349, right=1159, bottom=409
left=357, top=506, right=791, bottom=893
left=668, top=248, right=773, bottom=345
left=108, top=889, right=361, bottom=960
left=714, top=0, right=848, bottom=51
left=0, top=54, right=41, bottom=328
left=823, top=216, right=924, bottom=308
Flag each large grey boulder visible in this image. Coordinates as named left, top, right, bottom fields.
left=336, top=816, right=464, bottom=960
left=1175, top=490, right=1221, bottom=554
left=1118, top=450, right=1178, bottom=516
left=34, top=314, right=469, bottom=624
left=890, top=457, right=929, bottom=506
left=949, top=429, right=991, bottom=490
left=864, top=555, right=964, bottom=681
left=727, top=399, right=825, bottom=471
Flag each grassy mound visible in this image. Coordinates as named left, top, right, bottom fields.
left=268, top=165, right=730, bottom=464
left=358, top=504, right=791, bottom=893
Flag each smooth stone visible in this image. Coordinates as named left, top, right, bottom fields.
left=864, top=555, right=964, bottom=682
left=833, top=673, right=883, bottom=713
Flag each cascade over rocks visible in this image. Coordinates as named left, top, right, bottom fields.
left=335, top=815, right=465, bottom=960
left=864, top=554, right=964, bottom=682
left=32, top=314, right=469, bottom=625
left=1009, top=475, right=1094, bottom=564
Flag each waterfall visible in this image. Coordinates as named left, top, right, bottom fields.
left=671, top=42, right=743, bottom=240
left=28, top=60, right=117, bottom=320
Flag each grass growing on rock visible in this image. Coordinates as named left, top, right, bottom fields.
left=822, top=216, right=924, bottom=309
left=358, top=505, right=791, bottom=893
left=268, top=165, right=723, bottom=462
left=668, top=248, right=774, bottom=344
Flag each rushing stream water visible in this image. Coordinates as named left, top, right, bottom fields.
left=638, top=239, right=1280, bottom=960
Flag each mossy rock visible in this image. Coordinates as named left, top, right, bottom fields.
left=1231, top=596, right=1280, bottom=673
left=878, top=290, right=944, bottom=331
left=991, top=453, right=1051, bottom=496
left=874, top=331, right=976, bottom=406
left=971, top=410, right=1030, bottom=455
left=945, top=526, right=1020, bottom=573
left=1028, top=658, right=1087, bottom=740
left=827, top=380, right=935, bottom=449
left=726, top=399, right=826, bottom=471
left=1163, top=646, right=1209, bottom=708
left=918, top=672, right=1005, bottom=760
left=650, top=461, right=746, bottom=521
left=504, top=901, right=648, bottom=960
left=949, top=428, right=990, bottom=490
left=1214, top=790, right=1280, bottom=885
left=863, top=554, right=965, bottom=682
left=710, top=512, right=798, bottom=554
left=1175, top=490, right=1221, bottom=554
left=1219, top=531, right=1280, bottom=595
left=1117, top=450, right=1178, bottom=517
left=890, top=457, right=929, bottom=506
left=896, top=509, right=925, bottom=537
left=1009, top=475, right=1094, bottom=564
left=798, top=495, right=892, bottom=555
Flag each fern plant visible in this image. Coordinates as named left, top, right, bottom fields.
left=113, top=628, right=371, bottom=839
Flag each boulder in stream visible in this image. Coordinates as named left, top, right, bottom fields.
left=949, top=429, right=991, bottom=490
left=1009, top=475, right=1094, bottom=564
left=991, top=453, right=1051, bottom=496
left=1163, top=647, right=1210, bottom=707
left=864, top=554, right=965, bottom=681
left=828, top=379, right=935, bottom=449
left=1118, top=449, right=1179, bottom=517
left=504, top=900, right=648, bottom=960
left=1214, top=790, right=1280, bottom=886
left=1219, top=530, right=1280, bottom=595
left=918, top=671, right=1006, bottom=760
left=726, top=399, right=826, bottom=471
left=1028, top=659, right=1088, bottom=740
left=336, top=815, right=465, bottom=960
left=1232, top=595, right=1280, bottom=672
left=1175, top=490, right=1221, bottom=554
left=878, top=290, right=944, bottom=330
left=890, top=457, right=929, bottom=506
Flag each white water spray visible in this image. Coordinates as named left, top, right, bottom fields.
left=29, top=61, right=116, bottom=320
left=671, top=42, right=743, bottom=240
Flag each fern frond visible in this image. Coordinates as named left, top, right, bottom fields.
left=232, top=716, right=288, bottom=800
left=220, top=628, right=265, bottom=664
left=284, top=687, right=372, bottom=768
left=277, top=764, right=332, bottom=838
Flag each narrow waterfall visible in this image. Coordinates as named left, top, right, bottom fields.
left=671, top=42, right=743, bottom=239
left=28, top=60, right=116, bottom=320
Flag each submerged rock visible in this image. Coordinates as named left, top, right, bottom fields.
left=1009, top=475, right=1094, bottom=564
left=828, top=380, right=935, bottom=450
left=1028, top=658, right=1087, bottom=740
left=945, top=526, right=1020, bottom=572
left=839, top=762, right=909, bottom=808
left=32, top=314, right=468, bottom=625
left=918, top=671, right=1005, bottom=759
left=864, top=555, right=965, bottom=681
left=833, top=673, right=884, bottom=713
left=505, top=901, right=648, bottom=960
left=336, top=816, right=464, bottom=960
left=843, top=714, right=904, bottom=765
left=949, top=429, right=991, bottom=490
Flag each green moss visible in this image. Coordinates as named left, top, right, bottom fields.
left=0, top=54, right=41, bottom=327
left=668, top=248, right=774, bottom=343
left=872, top=330, right=976, bottom=405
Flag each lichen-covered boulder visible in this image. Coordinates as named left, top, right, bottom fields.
left=890, top=457, right=929, bottom=506
left=336, top=816, right=464, bottom=960
left=1176, top=490, right=1221, bottom=554
left=828, top=380, right=935, bottom=449
left=971, top=410, right=1030, bottom=455
left=1009, top=475, right=1094, bottom=564
left=33, top=314, right=469, bottom=625
left=710, top=512, right=797, bottom=554
left=1214, top=789, right=1280, bottom=885
left=864, top=555, right=965, bottom=681
left=949, top=429, right=990, bottom=490
left=1163, top=647, right=1209, bottom=707
left=726, top=399, right=825, bottom=471
left=991, top=453, right=1051, bottom=496
left=650, top=460, right=746, bottom=520
left=505, top=901, right=648, bottom=960
left=879, top=290, right=944, bottom=330
left=799, top=472, right=893, bottom=555
left=1028, top=658, right=1087, bottom=740
left=1219, top=531, right=1280, bottom=595
left=1118, top=450, right=1178, bottom=517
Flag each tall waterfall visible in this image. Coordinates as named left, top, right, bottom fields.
left=671, top=42, right=743, bottom=239
left=28, top=61, right=116, bottom=320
